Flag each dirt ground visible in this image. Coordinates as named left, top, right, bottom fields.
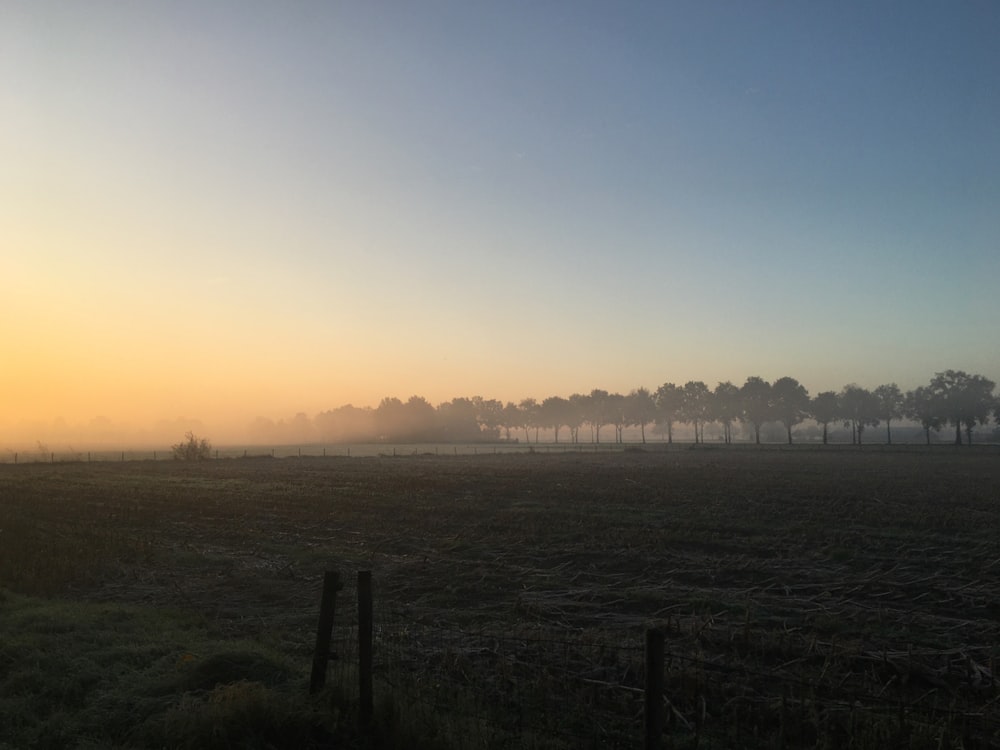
left=4, top=446, right=999, bottom=744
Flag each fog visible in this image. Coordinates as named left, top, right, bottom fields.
left=3, top=371, right=997, bottom=453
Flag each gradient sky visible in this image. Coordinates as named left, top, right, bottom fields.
left=3, top=2, right=998, bottom=443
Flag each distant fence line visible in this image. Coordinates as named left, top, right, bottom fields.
left=3, top=439, right=998, bottom=465
left=3, top=442, right=639, bottom=464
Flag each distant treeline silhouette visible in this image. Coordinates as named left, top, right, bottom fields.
left=248, top=370, right=998, bottom=447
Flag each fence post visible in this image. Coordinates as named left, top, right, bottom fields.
left=310, top=570, right=342, bottom=694
left=645, top=628, right=665, bottom=750
left=358, top=570, right=374, bottom=728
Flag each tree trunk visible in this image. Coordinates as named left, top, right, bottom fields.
left=754, top=425, right=761, bottom=445
left=965, top=422, right=973, bottom=445
left=786, top=424, right=793, bottom=444
left=924, top=426, right=931, bottom=445
left=667, top=422, right=673, bottom=444
left=641, top=422, right=646, bottom=443
left=886, top=421, right=892, bottom=445
left=954, top=422, right=962, bottom=445
left=822, top=423, right=828, bottom=445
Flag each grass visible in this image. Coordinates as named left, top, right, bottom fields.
left=1, top=446, right=999, bottom=747
left=0, top=590, right=339, bottom=749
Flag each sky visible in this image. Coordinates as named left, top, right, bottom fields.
left=2, top=1, right=999, bottom=445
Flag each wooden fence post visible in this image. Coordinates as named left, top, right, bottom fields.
left=645, top=628, right=665, bottom=750
left=310, top=570, right=342, bottom=694
left=358, top=570, right=374, bottom=727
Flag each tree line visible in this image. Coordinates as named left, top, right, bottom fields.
left=247, top=370, right=999, bottom=447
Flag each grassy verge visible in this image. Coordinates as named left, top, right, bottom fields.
left=0, top=590, right=340, bottom=749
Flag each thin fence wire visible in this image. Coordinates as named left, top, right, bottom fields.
left=313, top=573, right=1000, bottom=748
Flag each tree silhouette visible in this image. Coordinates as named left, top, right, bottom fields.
left=873, top=383, right=904, bottom=445
left=712, top=381, right=741, bottom=444
left=839, top=385, right=879, bottom=445
left=626, top=387, right=657, bottom=444
left=904, top=386, right=942, bottom=445
left=681, top=381, right=712, bottom=444
left=809, top=391, right=840, bottom=445
left=928, top=370, right=996, bottom=445
left=606, top=392, right=628, bottom=444
left=740, top=377, right=772, bottom=445
left=540, top=396, right=570, bottom=443
left=518, top=398, right=539, bottom=443
left=567, top=393, right=588, bottom=443
left=654, top=383, right=682, bottom=444
left=771, top=376, right=810, bottom=445
left=501, top=401, right=521, bottom=441
left=474, top=397, right=504, bottom=439
left=587, top=390, right=610, bottom=443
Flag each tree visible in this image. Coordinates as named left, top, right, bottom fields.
left=437, top=397, right=482, bottom=442
left=712, top=381, right=741, bottom=444
left=928, top=370, right=997, bottom=445
left=518, top=398, right=539, bottom=443
left=587, top=389, right=610, bottom=443
left=566, top=393, right=588, bottom=443
left=839, top=385, right=880, bottom=445
left=654, top=383, right=682, bottom=444
left=172, top=431, right=211, bottom=461
left=771, top=376, right=810, bottom=445
left=904, top=386, right=943, bottom=445
left=540, top=396, right=570, bottom=443
left=606, top=392, right=628, bottom=443
left=626, top=387, right=657, bottom=444
left=681, top=381, right=712, bottom=443
left=501, top=401, right=522, bottom=441
left=740, top=377, right=773, bottom=445
left=473, top=397, right=504, bottom=439
left=873, top=383, right=904, bottom=445
left=809, top=391, right=840, bottom=445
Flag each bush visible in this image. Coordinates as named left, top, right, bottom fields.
left=172, top=432, right=212, bottom=461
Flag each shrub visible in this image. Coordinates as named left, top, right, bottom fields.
left=172, top=432, right=212, bottom=461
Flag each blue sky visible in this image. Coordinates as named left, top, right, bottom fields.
left=2, top=1, right=998, bottom=438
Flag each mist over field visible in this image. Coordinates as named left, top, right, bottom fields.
left=3, top=371, right=998, bottom=454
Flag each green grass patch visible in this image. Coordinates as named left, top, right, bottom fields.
left=0, top=590, right=336, bottom=749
